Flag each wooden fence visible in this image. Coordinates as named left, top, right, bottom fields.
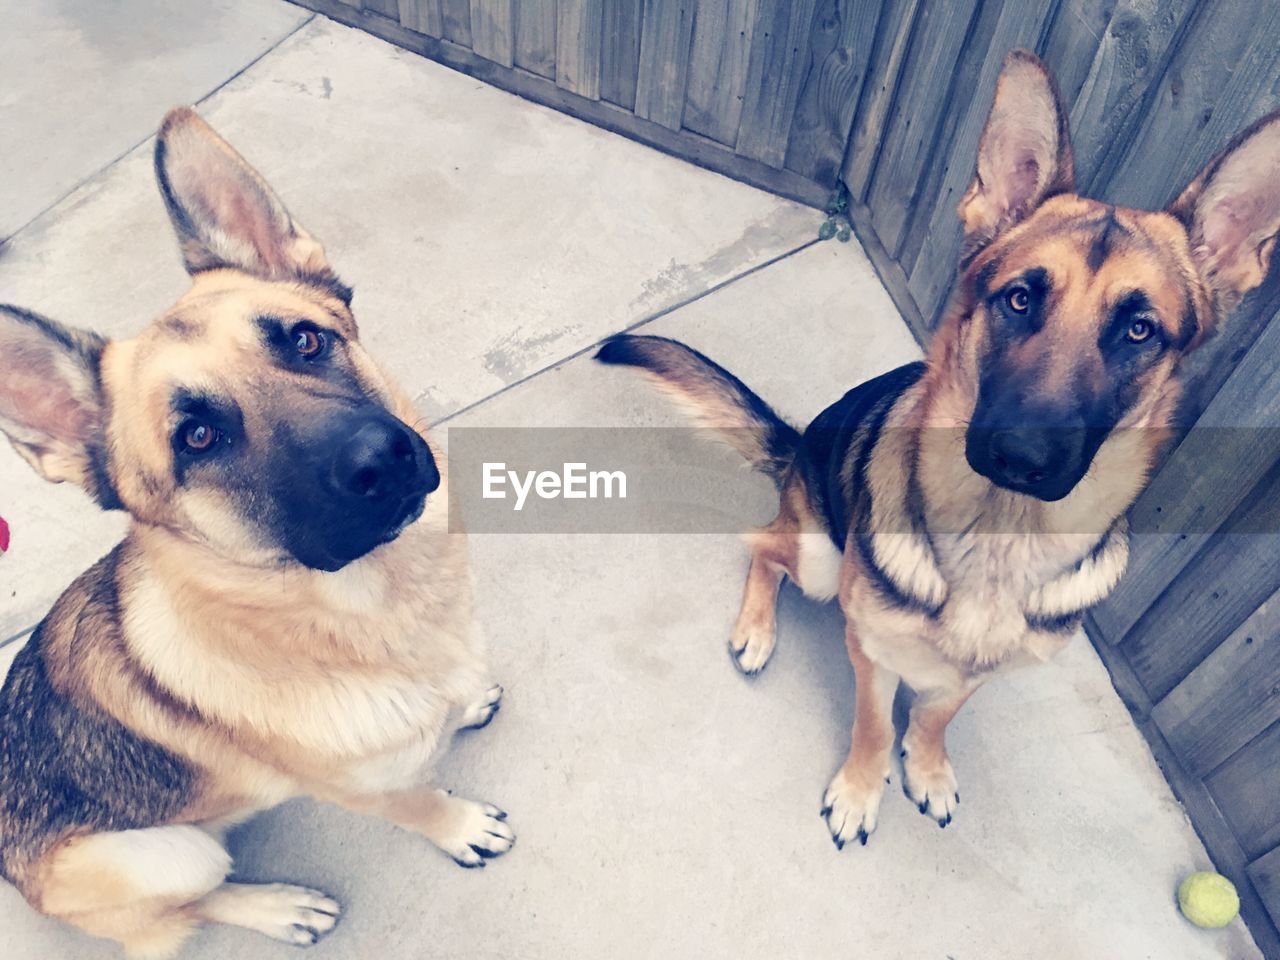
left=287, top=0, right=1280, bottom=951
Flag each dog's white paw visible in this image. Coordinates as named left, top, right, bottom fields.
left=214, top=884, right=340, bottom=946
left=901, top=747, right=960, bottom=828
left=435, top=797, right=515, bottom=868
left=728, top=621, right=775, bottom=676
left=459, top=684, right=503, bottom=731
left=821, top=769, right=887, bottom=849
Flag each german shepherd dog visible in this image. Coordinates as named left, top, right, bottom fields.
left=599, top=52, right=1280, bottom=848
left=0, top=109, right=512, bottom=957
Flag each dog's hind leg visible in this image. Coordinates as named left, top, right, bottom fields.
left=192, top=882, right=340, bottom=946
left=35, top=824, right=340, bottom=957
left=34, top=824, right=230, bottom=958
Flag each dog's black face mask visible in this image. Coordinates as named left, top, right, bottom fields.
left=268, top=407, right=440, bottom=571
left=163, top=311, right=441, bottom=572
left=964, top=389, right=1110, bottom=502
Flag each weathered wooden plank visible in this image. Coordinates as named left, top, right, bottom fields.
left=557, top=0, right=605, bottom=100
left=782, top=0, right=882, bottom=188
left=841, top=0, right=920, bottom=200
left=1038, top=0, right=1112, bottom=108
left=1091, top=306, right=1280, bottom=644
left=1248, top=844, right=1280, bottom=935
left=363, top=0, right=401, bottom=17
left=277, top=0, right=831, bottom=208
left=634, top=0, right=696, bottom=131
left=1121, top=462, right=1280, bottom=701
left=1060, top=0, right=1195, bottom=193
left=440, top=0, right=473, bottom=45
left=1206, top=718, right=1280, bottom=861
left=470, top=0, right=513, bottom=66
left=683, top=0, right=758, bottom=145
left=601, top=0, right=643, bottom=110
left=1153, top=587, right=1280, bottom=778
left=903, top=0, right=1056, bottom=319
left=398, top=0, right=444, bottom=36
left=514, top=0, right=557, bottom=78
left=865, top=0, right=984, bottom=258
left=735, top=0, right=820, bottom=167
left=1098, top=0, right=1280, bottom=208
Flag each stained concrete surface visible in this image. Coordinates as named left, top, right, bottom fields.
left=0, top=8, right=1262, bottom=960
left=0, top=0, right=313, bottom=238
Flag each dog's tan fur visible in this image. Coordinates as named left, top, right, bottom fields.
left=0, top=109, right=510, bottom=958
left=599, top=51, right=1280, bottom=847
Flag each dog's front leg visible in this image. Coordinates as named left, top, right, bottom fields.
left=901, top=685, right=974, bottom=828
left=338, top=788, right=514, bottom=868
left=822, top=625, right=899, bottom=848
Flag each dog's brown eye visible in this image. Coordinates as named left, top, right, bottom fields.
left=1126, top=318, right=1154, bottom=343
left=182, top=421, right=218, bottom=452
left=1005, top=286, right=1031, bottom=314
left=293, top=324, right=326, bottom=358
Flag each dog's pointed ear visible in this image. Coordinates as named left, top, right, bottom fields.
left=958, top=51, right=1074, bottom=255
left=154, top=107, right=347, bottom=298
left=1169, top=110, right=1280, bottom=315
left=0, top=306, right=119, bottom=508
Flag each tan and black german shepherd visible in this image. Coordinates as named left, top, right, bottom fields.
left=0, top=109, right=512, bottom=957
left=599, top=52, right=1280, bottom=848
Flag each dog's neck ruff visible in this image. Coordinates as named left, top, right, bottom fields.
left=855, top=391, right=1131, bottom=665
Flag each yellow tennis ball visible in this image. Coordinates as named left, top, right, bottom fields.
left=1178, top=872, right=1240, bottom=929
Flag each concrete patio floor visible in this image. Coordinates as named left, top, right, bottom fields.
left=0, top=6, right=1262, bottom=959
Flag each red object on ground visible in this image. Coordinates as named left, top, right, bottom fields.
left=0, top=516, right=9, bottom=553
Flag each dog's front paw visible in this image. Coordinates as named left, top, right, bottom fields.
left=434, top=795, right=515, bottom=868
left=901, top=746, right=959, bottom=827
left=728, top=620, right=775, bottom=676
left=821, top=768, right=887, bottom=849
left=459, top=684, right=503, bottom=731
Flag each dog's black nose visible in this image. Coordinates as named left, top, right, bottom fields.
left=334, top=418, right=436, bottom=499
left=987, top=429, right=1055, bottom=487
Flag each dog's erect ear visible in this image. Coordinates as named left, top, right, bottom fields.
left=1169, top=111, right=1280, bottom=315
left=154, top=107, right=347, bottom=297
left=958, top=50, right=1074, bottom=256
left=0, top=306, right=119, bottom=508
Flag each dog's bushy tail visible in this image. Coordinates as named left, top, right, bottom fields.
left=595, top=334, right=801, bottom=484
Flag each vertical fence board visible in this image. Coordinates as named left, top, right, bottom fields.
left=557, top=0, right=605, bottom=100
left=904, top=0, right=1056, bottom=322
left=398, top=0, right=444, bottom=36
left=864, top=0, right=984, bottom=259
left=601, top=0, right=644, bottom=109
left=1121, top=466, right=1280, bottom=701
left=470, top=0, right=513, bottom=65
left=1096, top=0, right=1280, bottom=208
left=1206, top=719, right=1280, bottom=862
left=1248, top=845, right=1280, bottom=935
left=840, top=0, right=920, bottom=198
left=684, top=0, right=759, bottom=145
left=1065, top=0, right=1197, bottom=194
left=1152, top=589, right=1280, bottom=779
left=363, top=0, right=401, bottom=17
left=635, top=0, right=697, bottom=131
left=440, top=0, right=473, bottom=45
left=736, top=0, right=821, bottom=166
left=514, top=1, right=557, bottom=78
left=782, top=0, right=882, bottom=188
left=1038, top=0, right=1111, bottom=108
